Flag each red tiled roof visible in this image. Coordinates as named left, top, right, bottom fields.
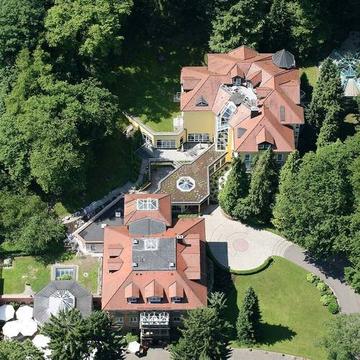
left=179, top=45, right=304, bottom=154
left=101, top=204, right=207, bottom=311
left=124, top=193, right=172, bottom=226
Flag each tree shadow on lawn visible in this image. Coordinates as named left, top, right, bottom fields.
left=257, top=322, right=297, bottom=345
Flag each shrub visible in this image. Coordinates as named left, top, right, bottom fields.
left=317, top=281, right=330, bottom=294
left=320, top=294, right=332, bottom=306
left=306, top=273, right=316, bottom=283
left=328, top=300, right=340, bottom=314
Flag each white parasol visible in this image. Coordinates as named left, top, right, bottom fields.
left=2, top=320, right=20, bottom=338
left=16, top=305, right=33, bottom=320
left=0, top=304, right=15, bottom=322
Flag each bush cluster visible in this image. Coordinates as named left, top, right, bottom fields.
left=306, top=273, right=340, bottom=314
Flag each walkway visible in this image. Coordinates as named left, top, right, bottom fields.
left=204, top=206, right=292, bottom=270
left=204, top=206, right=360, bottom=314
left=126, top=348, right=307, bottom=360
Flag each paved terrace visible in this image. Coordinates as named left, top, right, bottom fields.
left=157, top=145, right=225, bottom=204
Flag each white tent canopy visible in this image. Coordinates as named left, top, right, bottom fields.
left=0, top=304, right=15, bottom=322
left=19, top=318, right=38, bottom=337
left=2, top=320, right=20, bottom=338
left=16, top=305, right=33, bottom=320
left=128, top=341, right=141, bottom=354
left=32, top=334, right=50, bottom=349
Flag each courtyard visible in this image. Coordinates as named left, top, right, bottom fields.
left=0, top=255, right=100, bottom=295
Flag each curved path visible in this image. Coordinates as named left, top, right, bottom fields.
left=204, top=206, right=360, bottom=314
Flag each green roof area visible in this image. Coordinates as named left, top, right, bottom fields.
left=140, top=111, right=180, bottom=132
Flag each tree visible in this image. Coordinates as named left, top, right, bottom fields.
left=243, top=287, right=261, bottom=332
left=272, top=141, right=354, bottom=256
left=0, top=191, right=66, bottom=254
left=0, top=340, right=43, bottom=360
left=234, top=149, right=278, bottom=223
left=236, top=306, right=254, bottom=345
left=0, top=0, right=45, bottom=66
left=170, top=307, right=232, bottom=360
left=316, top=104, right=342, bottom=148
left=45, top=0, right=133, bottom=69
left=0, top=48, right=120, bottom=196
left=43, top=309, right=89, bottom=360
left=218, top=157, right=249, bottom=217
left=209, top=0, right=267, bottom=52
left=307, top=59, right=343, bottom=131
left=322, top=314, right=360, bottom=359
left=264, top=0, right=292, bottom=51
left=272, top=150, right=301, bottom=231
left=208, top=291, right=227, bottom=316
left=86, top=311, right=126, bottom=360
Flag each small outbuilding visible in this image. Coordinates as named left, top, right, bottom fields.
left=34, top=280, right=92, bottom=324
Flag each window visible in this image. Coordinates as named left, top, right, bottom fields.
left=127, top=297, right=139, bottom=304
left=136, top=199, right=159, bottom=211
left=129, top=316, right=138, bottom=324
left=148, top=296, right=162, bottom=303
left=277, top=154, right=284, bottom=162
left=258, top=143, right=272, bottom=150
left=221, top=102, right=236, bottom=120
left=187, top=133, right=210, bottom=142
left=176, top=177, right=195, bottom=192
left=173, top=316, right=181, bottom=323
left=90, top=244, right=96, bottom=251
left=156, top=139, right=176, bottom=149
left=280, top=105, right=286, bottom=122
left=171, top=297, right=182, bottom=303
left=233, top=77, right=242, bottom=86
left=116, top=316, right=124, bottom=325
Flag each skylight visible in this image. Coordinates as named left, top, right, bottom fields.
left=136, top=199, right=159, bottom=211
left=177, top=176, right=195, bottom=192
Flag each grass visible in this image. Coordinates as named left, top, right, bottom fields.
left=0, top=255, right=100, bottom=295
left=1, top=257, right=50, bottom=294
left=217, top=257, right=332, bottom=360
left=300, top=66, right=319, bottom=88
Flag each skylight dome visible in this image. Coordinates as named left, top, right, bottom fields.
left=48, top=290, right=75, bottom=315
left=136, top=199, right=159, bottom=210
left=177, top=176, right=195, bottom=192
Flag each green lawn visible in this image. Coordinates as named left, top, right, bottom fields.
left=300, top=66, right=319, bottom=88
left=218, top=257, right=332, bottom=360
left=1, top=256, right=100, bottom=295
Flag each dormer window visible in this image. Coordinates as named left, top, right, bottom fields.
left=127, top=297, right=138, bottom=304
left=148, top=296, right=162, bottom=303
left=195, top=96, right=208, bottom=107
left=136, top=199, right=159, bottom=211
left=233, top=76, right=242, bottom=86
left=171, top=296, right=182, bottom=303
left=258, top=143, right=272, bottom=150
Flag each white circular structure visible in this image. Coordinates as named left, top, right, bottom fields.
left=176, top=176, right=195, bottom=192
left=16, top=305, right=33, bottom=320
left=2, top=320, right=20, bottom=338
left=48, top=290, right=75, bottom=315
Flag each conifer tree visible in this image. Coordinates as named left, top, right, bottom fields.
left=236, top=306, right=254, bottom=345
left=272, top=150, right=301, bottom=231
left=43, top=309, right=89, bottom=360
left=86, top=311, right=126, bottom=360
left=208, top=291, right=227, bottom=316
left=234, top=149, right=278, bottom=222
left=307, top=59, right=343, bottom=131
left=209, top=0, right=267, bottom=52
left=316, top=104, right=342, bottom=148
left=243, top=287, right=261, bottom=333
left=218, top=156, right=249, bottom=217
left=170, top=307, right=232, bottom=360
